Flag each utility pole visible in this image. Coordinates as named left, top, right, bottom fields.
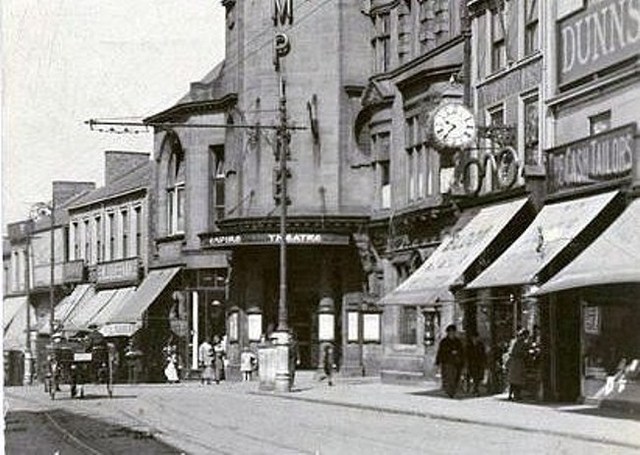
left=23, top=225, right=33, bottom=385
left=49, top=202, right=56, bottom=338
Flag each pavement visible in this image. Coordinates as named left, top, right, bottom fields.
left=5, top=373, right=640, bottom=452
left=251, top=372, right=640, bottom=450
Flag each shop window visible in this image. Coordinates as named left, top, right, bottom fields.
left=523, top=95, right=540, bottom=166
left=589, top=111, right=611, bottom=135
left=318, top=313, right=335, bottom=342
left=524, top=0, right=539, bottom=56
left=211, top=145, right=226, bottom=222
left=372, top=13, right=391, bottom=73
left=423, top=310, right=440, bottom=346
left=399, top=306, right=418, bottom=344
left=491, top=9, right=506, bottom=72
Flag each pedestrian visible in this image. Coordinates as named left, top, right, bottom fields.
left=465, top=331, right=486, bottom=396
left=506, top=329, right=529, bottom=401
left=240, top=347, right=257, bottom=382
left=322, top=345, right=336, bottom=386
left=163, top=344, right=180, bottom=384
left=198, top=338, right=214, bottom=385
left=435, top=324, right=465, bottom=398
left=212, top=335, right=225, bottom=385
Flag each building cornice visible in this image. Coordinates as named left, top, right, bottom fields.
left=143, top=93, right=238, bottom=124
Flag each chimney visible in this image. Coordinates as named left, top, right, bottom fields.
left=105, top=151, right=151, bottom=186
left=52, top=181, right=96, bottom=207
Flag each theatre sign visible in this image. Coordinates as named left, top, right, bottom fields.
left=558, top=0, right=640, bottom=86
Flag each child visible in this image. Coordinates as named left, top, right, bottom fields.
left=240, top=347, right=256, bottom=382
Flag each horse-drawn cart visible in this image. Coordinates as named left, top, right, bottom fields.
left=44, top=340, right=116, bottom=400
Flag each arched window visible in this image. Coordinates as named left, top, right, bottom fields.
left=165, top=132, right=185, bottom=235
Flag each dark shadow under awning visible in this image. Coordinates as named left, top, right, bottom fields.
left=533, top=198, right=640, bottom=295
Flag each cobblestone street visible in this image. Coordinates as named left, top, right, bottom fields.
left=5, top=375, right=640, bottom=454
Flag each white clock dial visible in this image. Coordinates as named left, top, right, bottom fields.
left=432, top=103, right=477, bottom=150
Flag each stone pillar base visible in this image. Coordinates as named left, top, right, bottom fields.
left=272, top=331, right=293, bottom=392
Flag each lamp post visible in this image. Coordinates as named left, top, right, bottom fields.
left=49, top=201, right=56, bottom=338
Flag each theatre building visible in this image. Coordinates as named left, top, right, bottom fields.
left=468, top=0, right=640, bottom=401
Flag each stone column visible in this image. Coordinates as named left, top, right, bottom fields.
left=191, top=291, right=199, bottom=370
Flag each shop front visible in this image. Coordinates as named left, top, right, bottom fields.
left=467, top=190, right=626, bottom=399
left=378, top=197, right=533, bottom=383
left=535, top=198, right=640, bottom=403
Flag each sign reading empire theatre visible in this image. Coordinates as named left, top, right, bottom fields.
left=547, top=124, right=636, bottom=194
left=558, top=0, right=640, bottom=85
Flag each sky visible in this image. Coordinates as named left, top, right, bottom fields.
left=1, top=0, right=226, bottom=225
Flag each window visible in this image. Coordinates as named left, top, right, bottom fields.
left=95, top=216, right=102, bottom=263
left=523, top=96, right=540, bottom=166
left=211, top=145, right=226, bottom=221
left=167, top=145, right=186, bottom=235
left=399, top=306, right=418, bottom=344
left=121, top=210, right=129, bottom=258
left=372, top=13, right=391, bottom=73
left=433, top=0, right=450, bottom=47
left=380, top=161, right=391, bottom=209
left=134, top=206, right=142, bottom=257
left=63, top=226, right=70, bottom=262
left=590, top=111, right=611, bottom=135
left=84, top=219, right=91, bottom=262
left=372, top=132, right=391, bottom=210
left=419, top=0, right=436, bottom=53
left=524, top=0, right=539, bottom=56
left=406, top=115, right=435, bottom=202
left=108, top=213, right=116, bottom=260
left=397, top=2, right=412, bottom=64
left=72, top=222, right=80, bottom=260
left=491, top=9, right=506, bottom=72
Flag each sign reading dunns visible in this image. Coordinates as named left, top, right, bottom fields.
left=559, top=0, right=640, bottom=85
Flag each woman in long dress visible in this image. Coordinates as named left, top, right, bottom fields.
left=164, top=345, right=180, bottom=384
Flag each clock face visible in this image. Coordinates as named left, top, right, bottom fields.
left=432, top=103, right=476, bottom=150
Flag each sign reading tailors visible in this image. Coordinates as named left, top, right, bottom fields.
left=546, top=124, right=636, bottom=194
left=558, top=0, right=640, bottom=86
left=202, top=232, right=351, bottom=248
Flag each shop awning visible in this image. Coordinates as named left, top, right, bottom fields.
left=534, top=198, right=640, bottom=295
left=108, top=267, right=180, bottom=324
left=63, top=289, right=117, bottom=332
left=38, top=284, right=94, bottom=334
left=4, top=296, right=35, bottom=351
left=378, top=198, right=530, bottom=306
left=4, top=296, right=27, bottom=332
left=467, top=191, right=620, bottom=290
left=90, top=287, right=136, bottom=328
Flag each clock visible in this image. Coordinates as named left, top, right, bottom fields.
left=431, top=103, right=477, bottom=150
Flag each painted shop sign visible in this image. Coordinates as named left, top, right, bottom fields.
left=477, top=59, right=542, bottom=108
left=202, top=232, right=351, bottom=248
left=558, top=0, right=640, bottom=86
left=546, top=123, right=636, bottom=194
left=96, top=257, right=139, bottom=285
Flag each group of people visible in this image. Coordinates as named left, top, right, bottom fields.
left=436, top=324, right=540, bottom=400
left=435, top=325, right=486, bottom=398
left=197, top=336, right=227, bottom=385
